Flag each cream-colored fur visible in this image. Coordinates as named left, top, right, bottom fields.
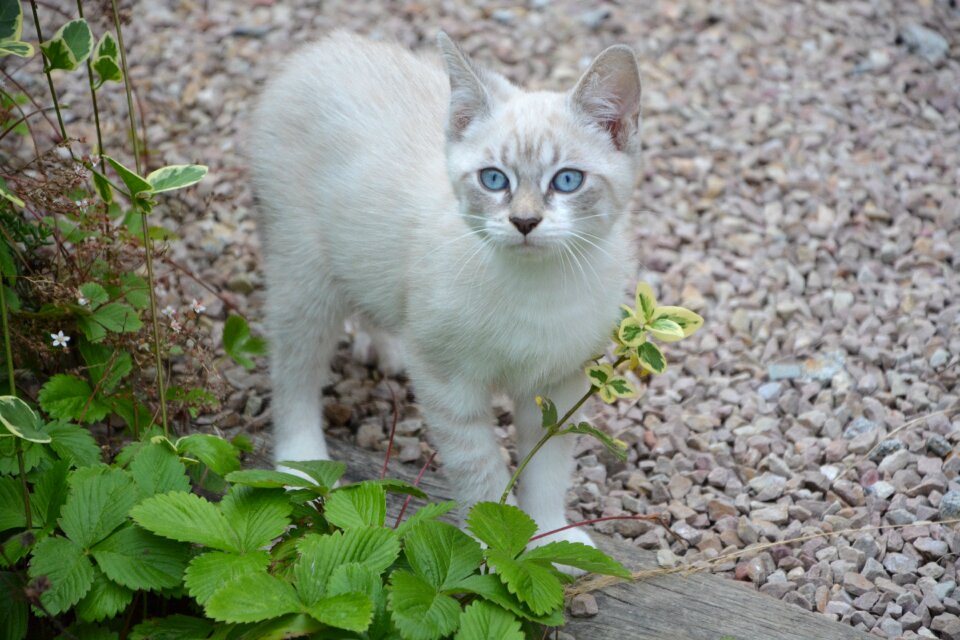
left=250, top=31, right=641, bottom=550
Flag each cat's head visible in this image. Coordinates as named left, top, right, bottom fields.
left=438, top=33, right=641, bottom=259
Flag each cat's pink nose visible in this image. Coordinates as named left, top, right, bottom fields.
left=510, top=216, right=541, bottom=236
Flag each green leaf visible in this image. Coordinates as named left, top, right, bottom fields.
left=277, top=460, right=346, bottom=489
left=0, top=571, right=28, bottom=640
left=389, top=569, right=460, bottom=640
left=228, top=614, right=324, bottom=640
left=634, top=282, right=657, bottom=323
left=396, top=501, right=458, bottom=539
left=92, top=302, right=142, bottom=333
left=91, top=33, right=122, bottom=87
left=60, top=465, right=139, bottom=548
left=483, top=550, right=562, bottom=616
left=0, top=41, right=33, bottom=57
left=77, top=315, right=107, bottom=342
left=0, top=529, right=38, bottom=569
left=536, top=396, right=557, bottom=429
left=119, top=273, right=150, bottom=309
left=28, top=535, right=95, bottom=614
left=31, top=459, right=70, bottom=527
left=583, top=364, right=612, bottom=388
left=225, top=469, right=321, bottom=490
left=455, top=600, right=524, bottom=640
left=304, top=592, right=374, bottom=633
left=177, top=433, right=240, bottom=476
left=647, top=316, right=684, bottom=342
left=597, top=376, right=635, bottom=404
left=128, top=442, right=190, bottom=496
left=130, top=615, right=214, bottom=640
left=40, top=19, right=93, bottom=71
left=222, top=314, right=267, bottom=369
left=104, top=156, right=152, bottom=198
left=79, top=342, right=132, bottom=394
left=204, top=571, right=300, bottom=623
left=183, top=550, right=270, bottom=605
left=370, top=478, right=429, bottom=500
left=653, top=305, right=704, bottom=337
left=74, top=568, right=133, bottom=622
left=0, top=1, right=24, bottom=41
left=79, top=282, right=109, bottom=308
left=565, top=422, right=627, bottom=462
left=0, top=476, right=25, bottom=532
left=220, top=486, right=291, bottom=552
left=0, top=395, right=51, bottom=442
left=325, top=483, right=386, bottom=529
left=520, top=540, right=630, bottom=577
left=92, top=525, right=189, bottom=590
left=58, top=623, right=118, bottom=640
left=46, top=422, right=102, bottom=467
left=404, top=520, right=482, bottom=590
left=466, top=502, right=536, bottom=558
left=146, top=165, right=208, bottom=193
left=92, top=170, right=113, bottom=203
left=38, top=375, right=110, bottom=424
left=617, top=316, right=646, bottom=347
left=295, top=528, right=400, bottom=605
left=130, top=491, right=239, bottom=552
left=637, top=341, right=667, bottom=374
left=444, top=574, right=563, bottom=626
left=0, top=180, right=24, bottom=207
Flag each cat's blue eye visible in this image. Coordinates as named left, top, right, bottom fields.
left=551, top=169, right=584, bottom=193
left=479, top=168, right=509, bottom=191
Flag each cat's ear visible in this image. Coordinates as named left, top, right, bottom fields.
left=437, top=32, right=491, bottom=140
left=570, top=45, right=642, bottom=152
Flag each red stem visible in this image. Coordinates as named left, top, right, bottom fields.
left=379, top=380, right=400, bottom=480
left=393, top=451, right=437, bottom=528
left=528, top=513, right=667, bottom=543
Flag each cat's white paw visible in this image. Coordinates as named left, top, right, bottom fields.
left=351, top=327, right=405, bottom=376
left=527, top=526, right=596, bottom=576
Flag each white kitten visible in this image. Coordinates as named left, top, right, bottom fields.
left=250, top=31, right=641, bottom=548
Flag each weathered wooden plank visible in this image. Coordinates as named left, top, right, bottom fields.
left=328, top=439, right=872, bottom=640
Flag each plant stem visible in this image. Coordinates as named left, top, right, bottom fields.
left=110, top=0, right=140, bottom=173
left=527, top=513, right=668, bottom=544
left=0, top=268, right=31, bottom=528
left=75, top=0, right=105, bottom=172
left=28, top=0, right=71, bottom=153
left=499, top=355, right=628, bottom=504
left=16, top=442, right=33, bottom=529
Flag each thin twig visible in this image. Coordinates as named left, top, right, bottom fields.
left=394, top=451, right=437, bottom=529
left=28, top=0, right=72, bottom=155
left=380, top=380, right=400, bottom=480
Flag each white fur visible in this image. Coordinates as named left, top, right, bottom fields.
left=250, top=31, right=641, bottom=547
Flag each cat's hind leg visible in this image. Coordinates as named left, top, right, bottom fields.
left=349, top=319, right=406, bottom=377
left=266, top=269, right=346, bottom=466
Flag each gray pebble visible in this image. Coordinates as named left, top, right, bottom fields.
left=940, top=491, right=960, bottom=520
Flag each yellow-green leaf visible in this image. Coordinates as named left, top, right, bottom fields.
left=653, top=306, right=704, bottom=338
left=584, top=364, right=613, bottom=387
left=634, top=282, right=657, bottom=322
left=637, top=342, right=667, bottom=375
left=647, top=317, right=684, bottom=342
left=606, top=376, right=636, bottom=399
left=617, top=316, right=646, bottom=347
left=0, top=181, right=24, bottom=207
left=0, top=41, right=34, bottom=57
left=0, top=396, right=51, bottom=443
left=40, top=19, right=93, bottom=72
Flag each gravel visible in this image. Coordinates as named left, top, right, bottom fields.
left=11, top=0, right=959, bottom=638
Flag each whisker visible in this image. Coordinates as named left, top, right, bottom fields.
left=569, top=230, right=615, bottom=263
left=412, top=227, right=483, bottom=266
left=568, top=240, right=601, bottom=283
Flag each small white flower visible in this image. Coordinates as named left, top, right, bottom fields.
left=74, top=198, right=89, bottom=211
left=191, top=299, right=206, bottom=314
left=77, top=295, right=89, bottom=306
left=170, top=320, right=182, bottom=334
left=51, top=331, right=71, bottom=348
left=161, top=305, right=176, bottom=317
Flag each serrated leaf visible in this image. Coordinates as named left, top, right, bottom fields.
left=74, top=568, right=133, bottom=622
left=536, top=396, right=557, bottom=429
left=583, top=364, right=612, bottom=388
left=404, top=520, right=482, bottom=590
left=295, top=528, right=399, bottom=606
left=222, top=314, right=267, bottom=369
left=46, top=422, right=102, bottom=467
left=119, top=273, right=150, bottom=309
left=389, top=569, right=460, bottom=640
left=41, top=19, right=93, bottom=71
left=617, top=316, right=646, bottom=347
left=38, top=375, right=110, bottom=424
left=220, top=486, right=291, bottom=552
left=92, top=302, right=142, bottom=333
left=79, top=342, right=132, bottom=393
left=146, top=165, right=208, bottom=193
left=129, top=615, right=214, bottom=640
left=370, top=478, right=429, bottom=500
left=104, top=156, right=152, bottom=198
left=565, top=422, right=627, bottom=462
left=0, top=529, right=37, bottom=569
left=455, top=600, right=524, bottom=640
left=28, top=535, right=95, bottom=614
left=130, top=491, right=239, bottom=552
left=637, top=341, right=667, bottom=374
left=277, top=460, right=346, bottom=489
left=177, top=433, right=240, bottom=476
left=466, top=502, right=536, bottom=558
left=483, top=550, right=562, bottom=616
left=0, top=395, right=51, bottom=442
left=395, top=501, right=457, bottom=539
left=304, top=592, right=373, bottom=633
left=225, top=469, right=321, bottom=490
left=92, top=525, right=189, bottom=590
left=77, top=315, right=107, bottom=343
left=520, top=540, right=630, bottom=577
left=653, top=305, right=704, bottom=337
left=184, top=550, right=269, bottom=605
left=79, top=282, right=109, bottom=308
left=228, top=614, right=324, bottom=640
left=0, top=571, right=28, bottom=640
left=448, top=574, right=564, bottom=626
left=325, top=483, right=386, bottom=529
left=635, top=282, right=657, bottom=322
left=647, top=316, right=684, bottom=342
left=204, top=571, right=300, bottom=623
left=60, top=465, right=139, bottom=548
left=129, top=442, right=190, bottom=496
left=0, top=476, right=24, bottom=532
left=31, top=459, right=70, bottom=527
left=327, top=563, right=380, bottom=599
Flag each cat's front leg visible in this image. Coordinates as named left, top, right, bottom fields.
left=513, top=373, right=595, bottom=552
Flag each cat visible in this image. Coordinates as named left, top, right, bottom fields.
left=250, top=31, right=641, bottom=550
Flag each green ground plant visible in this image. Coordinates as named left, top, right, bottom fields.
left=0, top=1, right=704, bottom=638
